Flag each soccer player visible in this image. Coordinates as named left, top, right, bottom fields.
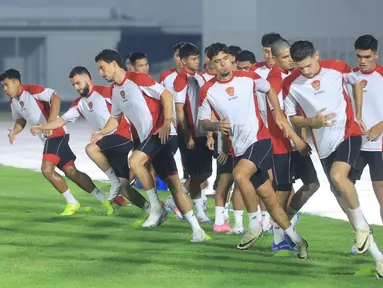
left=352, top=35, right=383, bottom=223
left=129, top=52, right=150, bottom=74
left=228, top=45, right=242, bottom=69
left=31, top=66, right=150, bottom=213
left=174, top=43, right=213, bottom=222
left=125, top=54, right=134, bottom=72
left=198, top=43, right=308, bottom=258
left=236, top=50, right=256, bottom=71
left=1, top=69, right=112, bottom=216
left=267, top=39, right=320, bottom=252
left=200, top=45, right=216, bottom=82
left=285, top=40, right=373, bottom=251
left=92, top=49, right=209, bottom=241
left=250, top=32, right=282, bottom=233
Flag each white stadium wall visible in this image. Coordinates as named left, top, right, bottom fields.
left=45, top=31, right=121, bottom=100
left=203, top=0, right=383, bottom=65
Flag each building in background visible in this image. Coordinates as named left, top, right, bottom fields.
left=0, top=0, right=202, bottom=105
left=203, top=0, right=383, bottom=67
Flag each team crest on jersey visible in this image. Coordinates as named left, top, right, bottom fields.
left=226, top=87, right=235, bottom=96
left=88, top=102, right=93, bottom=110
left=311, top=80, right=321, bottom=90
left=120, top=90, right=125, bottom=98
left=361, top=79, right=368, bottom=89
left=19, top=101, right=24, bottom=108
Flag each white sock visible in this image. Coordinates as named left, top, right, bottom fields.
left=273, top=222, right=285, bottom=244
left=215, top=206, right=225, bottom=225
left=192, top=198, right=205, bottom=217
left=91, top=187, right=106, bottom=203
left=285, top=224, right=303, bottom=245
left=184, top=210, right=201, bottom=231
left=248, top=211, right=262, bottom=231
left=145, top=188, right=162, bottom=210
left=262, top=211, right=270, bottom=228
left=62, top=189, right=78, bottom=205
left=201, top=189, right=207, bottom=201
left=234, top=210, right=244, bottom=228
left=104, top=167, right=120, bottom=185
left=350, top=206, right=369, bottom=230
left=256, top=207, right=262, bottom=225
left=369, top=234, right=383, bottom=261
left=142, top=201, right=150, bottom=213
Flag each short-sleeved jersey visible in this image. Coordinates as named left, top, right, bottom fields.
left=250, top=61, right=272, bottom=126
left=174, top=69, right=206, bottom=137
left=61, top=85, right=131, bottom=140
left=283, top=59, right=362, bottom=159
left=159, top=68, right=178, bottom=118
left=199, top=71, right=215, bottom=82
left=353, top=65, right=383, bottom=151
left=266, top=66, right=292, bottom=154
left=10, top=84, right=67, bottom=142
left=198, top=70, right=271, bottom=157
left=110, top=72, right=176, bottom=142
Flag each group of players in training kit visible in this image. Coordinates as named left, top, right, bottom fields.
left=2, top=32, right=383, bottom=277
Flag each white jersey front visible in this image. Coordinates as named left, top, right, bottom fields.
left=111, top=72, right=176, bottom=142
left=353, top=65, right=383, bottom=151
left=283, top=59, right=363, bottom=159
left=10, top=84, right=67, bottom=143
left=61, top=85, right=131, bottom=139
left=198, top=70, right=271, bottom=157
left=159, top=68, right=178, bottom=119
left=174, top=69, right=206, bottom=138
left=250, top=62, right=272, bottom=126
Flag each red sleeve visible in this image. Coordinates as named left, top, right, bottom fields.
left=70, top=97, right=81, bottom=108
left=23, top=84, right=45, bottom=94
left=173, top=71, right=188, bottom=93
left=126, top=72, right=156, bottom=86
left=267, top=72, right=283, bottom=95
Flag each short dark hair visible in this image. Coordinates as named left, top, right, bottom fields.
left=206, top=42, right=230, bottom=60
left=354, top=35, right=378, bottom=52
left=173, top=42, right=186, bottom=53
left=228, top=45, right=242, bottom=57
left=290, top=40, right=316, bottom=62
left=0, top=69, right=21, bottom=82
left=94, top=49, right=123, bottom=68
left=236, top=50, right=256, bottom=63
left=261, top=33, right=282, bottom=47
left=179, top=43, right=200, bottom=60
left=129, top=52, right=147, bottom=65
left=69, top=66, right=92, bottom=79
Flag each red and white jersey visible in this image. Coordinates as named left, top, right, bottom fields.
left=283, top=59, right=363, bottom=159
left=250, top=62, right=272, bottom=126
left=10, top=84, right=67, bottom=143
left=110, top=72, right=176, bottom=142
left=353, top=65, right=383, bottom=151
left=159, top=68, right=178, bottom=119
left=62, top=85, right=131, bottom=140
left=174, top=69, right=206, bottom=137
left=266, top=66, right=292, bottom=154
left=198, top=70, right=270, bottom=157
left=199, top=71, right=215, bottom=82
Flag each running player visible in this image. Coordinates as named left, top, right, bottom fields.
left=199, top=43, right=309, bottom=258
left=2, top=69, right=112, bottom=216
left=174, top=43, right=212, bottom=222
left=267, top=39, right=320, bottom=252
left=31, top=66, right=150, bottom=213
left=92, top=49, right=209, bottom=241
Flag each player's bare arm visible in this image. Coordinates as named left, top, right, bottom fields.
left=290, top=108, right=337, bottom=129
left=157, top=89, right=173, bottom=144
left=8, top=118, right=26, bottom=144
left=351, top=81, right=367, bottom=132
left=206, top=112, right=216, bottom=150
left=31, top=117, right=68, bottom=135
left=48, top=93, right=61, bottom=122
left=176, top=102, right=193, bottom=147
left=199, top=118, right=231, bottom=135
left=217, top=133, right=229, bottom=164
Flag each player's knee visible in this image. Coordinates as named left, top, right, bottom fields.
left=329, top=170, right=346, bottom=187
left=309, top=181, right=320, bottom=193
left=85, top=143, right=99, bottom=156
left=233, top=168, right=246, bottom=184
left=41, top=162, right=55, bottom=180
left=63, top=166, right=77, bottom=179
left=129, top=153, right=147, bottom=172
